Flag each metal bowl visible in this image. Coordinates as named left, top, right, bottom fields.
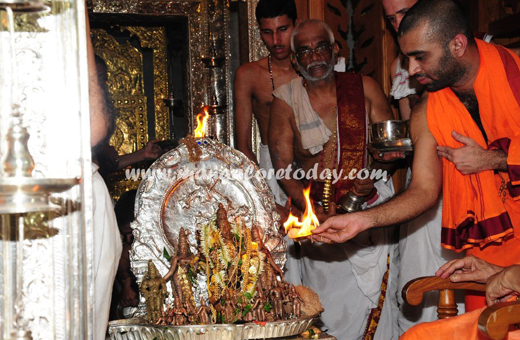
left=371, top=120, right=409, bottom=142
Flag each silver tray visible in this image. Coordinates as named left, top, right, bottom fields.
left=367, top=138, right=413, bottom=152
left=128, top=137, right=286, bottom=318
left=107, top=314, right=319, bottom=340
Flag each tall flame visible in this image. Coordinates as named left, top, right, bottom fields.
left=194, top=106, right=210, bottom=138
left=283, top=185, right=320, bottom=239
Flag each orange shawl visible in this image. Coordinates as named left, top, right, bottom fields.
left=400, top=306, right=520, bottom=340
left=427, top=39, right=520, bottom=252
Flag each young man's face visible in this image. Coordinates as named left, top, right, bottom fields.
left=382, top=0, right=417, bottom=32
left=399, top=22, right=467, bottom=92
left=258, top=15, right=295, bottom=60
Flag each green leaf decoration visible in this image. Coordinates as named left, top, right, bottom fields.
left=163, top=248, right=171, bottom=261
left=187, top=269, right=196, bottom=284
left=242, top=304, right=253, bottom=317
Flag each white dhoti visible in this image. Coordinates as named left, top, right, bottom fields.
left=93, top=164, right=122, bottom=340
left=396, top=169, right=464, bottom=335
left=299, top=180, right=399, bottom=340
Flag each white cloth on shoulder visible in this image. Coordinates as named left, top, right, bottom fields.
left=334, top=57, right=347, bottom=72
left=390, top=55, right=417, bottom=100
left=273, top=78, right=332, bottom=155
left=92, top=164, right=122, bottom=340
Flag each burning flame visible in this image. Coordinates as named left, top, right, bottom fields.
left=283, top=185, right=320, bottom=239
left=194, top=106, right=210, bottom=138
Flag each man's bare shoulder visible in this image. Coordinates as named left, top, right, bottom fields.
left=271, top=97, right=293, bottom=118
left=411, top=92, right=428, bottom=117
left=235, top=57, right=272, bottom=100
left=360, top=75, right=388, bottom=102
left=361, top=75, right=382, bottom=92
left=409, top=92, right=431, bottom=141
left=235, top=57, right=269, bottom=78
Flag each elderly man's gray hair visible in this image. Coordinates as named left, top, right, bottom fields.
left=290, top=19, right=335, bottom=52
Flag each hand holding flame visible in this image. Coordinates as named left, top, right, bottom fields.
left=311, top=212, right=372, bottom=244
left=283, top=185, right=320, bottom=239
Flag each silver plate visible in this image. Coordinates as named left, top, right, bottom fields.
left=107, top=314, right=319, bottom=340
left=367, top=138, right=413, bottom=152
left=128, top=137, right=286, bottom=317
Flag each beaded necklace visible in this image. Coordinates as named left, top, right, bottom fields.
left=321, top=107, right=338, bottom=214
left=268, top=54, right=275, bottom=91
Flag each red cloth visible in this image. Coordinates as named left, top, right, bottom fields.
left=310, top=72, right=367, bottom=203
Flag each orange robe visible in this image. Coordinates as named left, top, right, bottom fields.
left=400, top=307, right=520, bottom=340
left=427, top=40, right=520, bottom=309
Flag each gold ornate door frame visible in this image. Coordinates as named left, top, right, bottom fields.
left=92, top=27, right=169, bottom=200
left=88, top=0, right=231, bottom=141
left=88, top=0, right=232, bottom=200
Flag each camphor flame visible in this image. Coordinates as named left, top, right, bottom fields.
left=194, top=106, right=210, bottom=137
left=283, top=185, right=320, bottom=239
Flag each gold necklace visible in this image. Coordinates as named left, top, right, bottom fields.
left=322, top=107, right=338, bottom=214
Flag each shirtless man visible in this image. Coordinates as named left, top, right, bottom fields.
left=233, top=0, right=299, bottom=207
left=268, top=20, right=398, bottom=340
left=269, top=21, right=394, bottom=219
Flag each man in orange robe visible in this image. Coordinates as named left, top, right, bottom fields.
left=400, top=256, right=520, bottom=340
left=312, top=0, right=520, bottom=311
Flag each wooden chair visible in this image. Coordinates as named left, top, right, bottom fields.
left=402, top=276, right=520, bottom=339
left=478, top=300, right=520, bottom=340
left=403, top=276, right=485, bottom=319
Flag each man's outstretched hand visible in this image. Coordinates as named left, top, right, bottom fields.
left=310, top=212, right=372, bottom=244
